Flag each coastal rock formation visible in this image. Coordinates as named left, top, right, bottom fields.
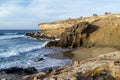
left=89, top=16, right=120, bottom=49
left=26, top=32, right=55, bottom=39
left=0, top=67, right=37, bottom=80
left=38, top=14, right=101, bottom=38
left=45, top=14, right=120, bottom=48
left=0, top=67, right=37, bottom=75
left=38, top=14, right=120, bottom=39
left=46, top=22, right=99, bottom=48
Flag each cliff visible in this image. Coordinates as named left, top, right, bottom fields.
left=39, top=14, right=120, bottom=49
left=38, top=14, right=120, bottom=38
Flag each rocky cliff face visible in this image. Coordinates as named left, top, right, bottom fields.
left=46, top=22, right=99, bottom=48
left=38, top=14, right=120, bottom=38
left=38, top=15, right=101, bottom=38
left=89, top=16, right=120, bottom=49
left=42, top=14, right=120, bottom=49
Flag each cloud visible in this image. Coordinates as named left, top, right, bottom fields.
left=0, top=8, right=11, bottom=17
left=0, top=0, right=120, bottom=29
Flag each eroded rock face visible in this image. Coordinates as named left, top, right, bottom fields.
left=46, top=22, right=99, bottom=48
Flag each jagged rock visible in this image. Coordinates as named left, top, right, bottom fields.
left=0, top=67, right=37, bottom=75
left=46, top=21, right=99, bottom=48
left=26, top=32, right=55, bottom=39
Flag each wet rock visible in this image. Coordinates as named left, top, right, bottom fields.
left=24, top=67, right=37, bottom=75
left=0, top=67, right=37, bottom=75
left=35, top=58, right=45, bottom=62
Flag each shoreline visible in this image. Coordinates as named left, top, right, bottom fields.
left=0, top=40, right=119, bottom=80
left=46, top=46, right=119, bottom=62
left=24, top=49, right=120, bottom=80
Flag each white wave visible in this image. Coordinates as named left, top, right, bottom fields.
left=3, top=33, right=19, bottom=35
left=0, top=41, right=48, bottom=58
left=0, top=35, right=25, bottom=40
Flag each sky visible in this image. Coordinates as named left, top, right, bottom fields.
left=0, top=0, right=120, bottom=30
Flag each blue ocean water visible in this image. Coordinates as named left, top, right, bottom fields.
left=0, top=30, right=71, bottom=70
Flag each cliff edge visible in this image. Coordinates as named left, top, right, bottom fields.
left=39, top=14, right=120, bottom=49
left=38, top=14, right=120, bottom=39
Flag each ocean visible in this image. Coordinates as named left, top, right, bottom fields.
left=0, top=30, right=71, bottom=71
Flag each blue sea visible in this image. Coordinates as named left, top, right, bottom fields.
left=0, top=30, right=71, bottom=70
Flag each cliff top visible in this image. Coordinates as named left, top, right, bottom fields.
left=39, top=14, right=120, bottom=25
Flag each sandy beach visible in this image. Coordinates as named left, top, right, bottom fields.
left=47, top=46, right=119, bottom=62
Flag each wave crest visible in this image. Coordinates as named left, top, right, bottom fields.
left=0, top=35, right=25, bottom=40
left=0, top=32, right=24, bottom=35
left=0, top=42, right=48, bottom=58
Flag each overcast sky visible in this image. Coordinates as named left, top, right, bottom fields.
left=0, top=0, right=120, bottom=29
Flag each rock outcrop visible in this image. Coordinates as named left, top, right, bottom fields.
left=45, top=14, right=120, bottom=49
left=25, top=32, right=55, bottom=39
left=38, top=14, right=120, bottom=39
left=46, top=22, right=99, bottom=48
left=0, top=67, right=37, bottom=75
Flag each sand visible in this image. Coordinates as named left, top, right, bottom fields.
left=46, top=47, right=119, bottom=62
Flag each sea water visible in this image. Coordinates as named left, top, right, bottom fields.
left=0, top=30, right=71, bottom=70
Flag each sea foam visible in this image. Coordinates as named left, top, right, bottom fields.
left=0, top=41, right=48, bottom=58
left=0, top=34, right=25, bottom=40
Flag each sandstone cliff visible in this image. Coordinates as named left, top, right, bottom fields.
left=39, top=14, right=120, bottom=49
left=38, top=14, right=120, bottom=38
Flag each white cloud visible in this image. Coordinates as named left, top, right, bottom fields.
left=0, top=8, right=11, bottom=17
left=0, top=0, right=120, bottom=29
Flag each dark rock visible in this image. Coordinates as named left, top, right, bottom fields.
left=46, top=22, right=99, bottom=48
left=24, top=67, right=37, bottom=75
left=34, top=58, right=45, bottom=62
left=26, top=32, right=55, bottom=39
left=0, top=67, right=37, bottom=75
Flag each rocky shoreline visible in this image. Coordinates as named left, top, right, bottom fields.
left=0, top=67, right=37, bottom=80
left=23, top=51, right=120, bottom=80
left=1, top=50, right=120, bottom=80
left=2, top=14, right=120, bottom=80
